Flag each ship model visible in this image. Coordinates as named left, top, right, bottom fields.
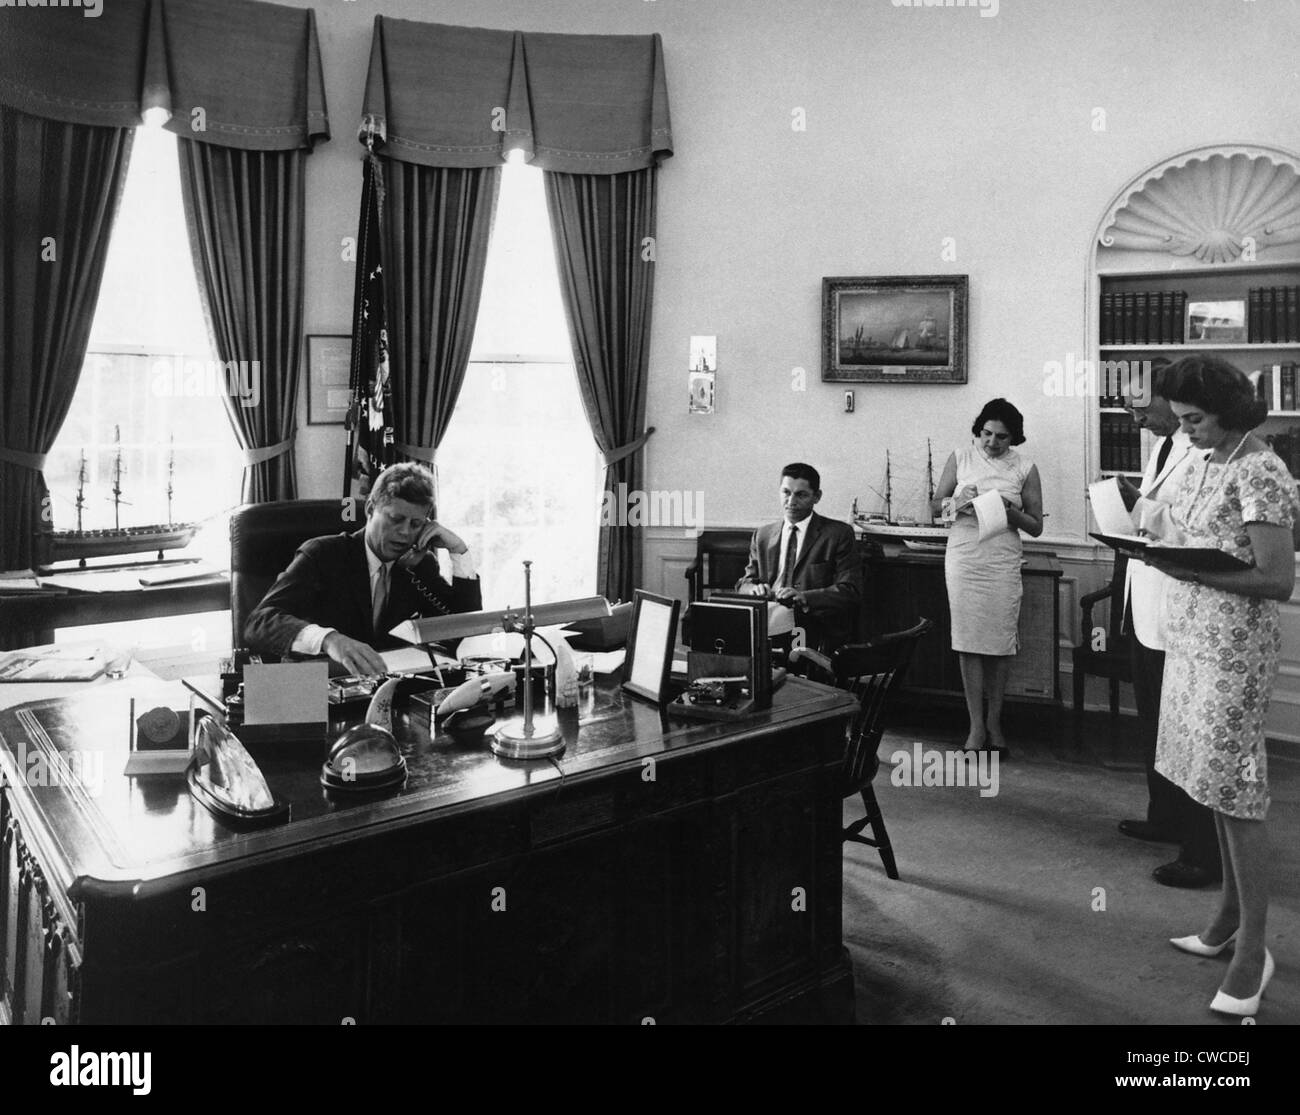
left=51, top=429, right=199, bottom=566
left=853, top=440, right=951, bottom=543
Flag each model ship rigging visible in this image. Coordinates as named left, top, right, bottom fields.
left=52, top=429, right=199, bottom=565
left=853, top=439, right=951, bottom=542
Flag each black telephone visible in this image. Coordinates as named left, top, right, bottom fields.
left=400, top=522, right=452, bottom=616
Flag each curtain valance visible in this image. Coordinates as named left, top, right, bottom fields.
left=360, top=16, right=672, bottom=173
left=0, top=0, right=329, bottom=150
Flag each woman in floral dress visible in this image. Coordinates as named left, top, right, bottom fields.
left=1145, top=356, right=1298, bottom=1017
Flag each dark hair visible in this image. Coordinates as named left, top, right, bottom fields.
left=1159, top=355, right=1268, bottom=430
left=367, top=462, right=437, bottom=516
left=781, top=462, right=821, bottom=491
left=971, top=398, right=1026, bottom=445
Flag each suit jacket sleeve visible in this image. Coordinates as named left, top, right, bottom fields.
left=798, top=520, right=862, bottom=616
left=402, top=553, right=483, bottom=616
left=243, top=539, right=335, bottom=656
left=737, top=528, right=767, bottom=588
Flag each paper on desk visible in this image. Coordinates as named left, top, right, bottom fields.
left=243, top=661, right=328, bottom=725
left=1088, top=478, right=1135, bottom=536
left=379, top=645, right=437, bottom=673
left=973, top=490, right=1008, bottom=542
left=767, top=601, right=794, bottom=637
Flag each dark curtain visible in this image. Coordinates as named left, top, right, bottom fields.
left=0, top=107, right=134, bottom=570
left=178, top=143, right=305, bottom=502
left=381, top=161, right=500, bottom=466
left=545, top=168, right=658, bottom=601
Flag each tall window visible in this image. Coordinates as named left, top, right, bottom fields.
left=46, top=127, right=243, bottom=563
left=436, top=164, right=602, bottom=608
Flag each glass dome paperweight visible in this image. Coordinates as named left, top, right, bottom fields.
left=320, top=723, right=407, bottom=793
left=187, top=715, right=289, bottom=827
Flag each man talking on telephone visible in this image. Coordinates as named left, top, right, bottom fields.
left=243, top=462, right=482, bottom=674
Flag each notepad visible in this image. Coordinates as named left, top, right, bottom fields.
left=1087, top=478, right=1135, bottom=536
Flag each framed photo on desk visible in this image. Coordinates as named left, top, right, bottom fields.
left=622, top=590, right=680, bottom=705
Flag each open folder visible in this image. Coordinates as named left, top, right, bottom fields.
left=1089, top=533, right=1251, bottom=572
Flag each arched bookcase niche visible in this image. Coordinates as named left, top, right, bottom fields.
left=1083, top=144, right=1300, bottom=516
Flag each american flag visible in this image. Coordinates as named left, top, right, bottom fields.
left=343, top=152, right=395, bottom=498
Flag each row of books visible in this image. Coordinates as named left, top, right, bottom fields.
left=1254, top=362, right=1300, bottom=412
left=1248, top=288, right=1300, bottom=344
left=1098, top=414, right=1143, bottom=472
left=1266, top=427, right=1300, bottom=480
left=1099, top=290, right=1187, bottom=345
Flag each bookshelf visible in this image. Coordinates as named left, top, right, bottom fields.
left=1089, top=146, right=1300, bottom=490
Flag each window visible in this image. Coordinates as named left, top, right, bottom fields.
left=46, top=127, right=244, bottom=566
left=435, top=163, right=602, bottom=608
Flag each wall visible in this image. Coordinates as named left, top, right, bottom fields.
left=272, top=0, right=1300, bottom=738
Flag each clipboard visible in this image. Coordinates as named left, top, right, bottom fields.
left=1089, top=533, right=1251, bottom=572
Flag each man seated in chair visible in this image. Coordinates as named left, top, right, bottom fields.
left=737, top=462, right=862, bottom=654
left=243, top=462, right=482, bottom=675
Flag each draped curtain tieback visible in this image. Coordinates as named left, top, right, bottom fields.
left=243, top=437, right=295, bottom=467
left=0, top=446, right=48, bottom=471
left=603, top=427, right=655, bottom=469
left=395, top=442, right=436, bottom=465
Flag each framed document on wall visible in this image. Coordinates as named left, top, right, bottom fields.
left=622, top=590, right=681, bottom=706
left=307, top=334, right=353, bottom=425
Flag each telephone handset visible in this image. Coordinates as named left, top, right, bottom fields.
left=399, top=522, right=452, bottom=616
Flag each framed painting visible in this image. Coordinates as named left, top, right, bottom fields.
left=306, top=334, right=353, bottom=425
left=822, top=275, right=968, bottom=384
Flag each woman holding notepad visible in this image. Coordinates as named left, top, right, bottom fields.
left=931, top=398, right=1044, bottom=756
left=1141, top=356, right=1298, bottom=1018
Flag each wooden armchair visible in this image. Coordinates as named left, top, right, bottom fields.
left=1071, top=553, right=1132, bottom=715
left=684, top=529, right=754, bottom=602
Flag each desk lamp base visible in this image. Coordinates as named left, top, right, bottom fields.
left=491, top=714, right=564, bottom=759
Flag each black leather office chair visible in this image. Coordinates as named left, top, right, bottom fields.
left=229, top=499, right=365, bottom=648
left=1071, top=554, right=1132, bottom=715
left=684, top=529, right=753, bottom=601
left=790, top=618, right=933, bottom=880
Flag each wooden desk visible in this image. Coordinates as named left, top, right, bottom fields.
left=0, top=674, right=856, bottom=1024
left=863, top=544, right=1063, bottom=703
left=0, top=571, right=230, bottom=649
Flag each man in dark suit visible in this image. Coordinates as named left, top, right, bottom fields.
left=243, top=462, right=482, bottom=675
left=737, top=462, right=862, bottom=653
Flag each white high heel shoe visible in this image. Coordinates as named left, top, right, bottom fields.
left=1210, top=950, right=1275, bottom=1017
left=1170, top=929, right=1237, bottom=958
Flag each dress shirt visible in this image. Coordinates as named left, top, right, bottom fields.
left=776, top=519, right=807, bottom=585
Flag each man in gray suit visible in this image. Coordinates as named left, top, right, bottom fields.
left=738, top=462, right=862, bottom=653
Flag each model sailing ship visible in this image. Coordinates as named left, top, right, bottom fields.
left=52, top=429, right=199, bottom=565
left=853, top=439, right=951, bottom=542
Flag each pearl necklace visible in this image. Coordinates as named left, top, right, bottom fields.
left=1188, top=431, right=1251, bottom=513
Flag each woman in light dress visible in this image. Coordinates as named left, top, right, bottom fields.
left=1142, top=356, right=1297, bottom=1017
left=931, top=399, right=1044, bottom=756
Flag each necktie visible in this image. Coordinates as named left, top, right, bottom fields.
left=1155, top=436, right=1173, bottom=475
left=779, top=525, right=799, bottom=589
left=372, top=562, right=390, bottom=631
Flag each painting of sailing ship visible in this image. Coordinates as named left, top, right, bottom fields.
left=822, top=275, right=968, bottom=384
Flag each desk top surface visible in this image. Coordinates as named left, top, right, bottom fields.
left=0, top=674, right=854, bottom=893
